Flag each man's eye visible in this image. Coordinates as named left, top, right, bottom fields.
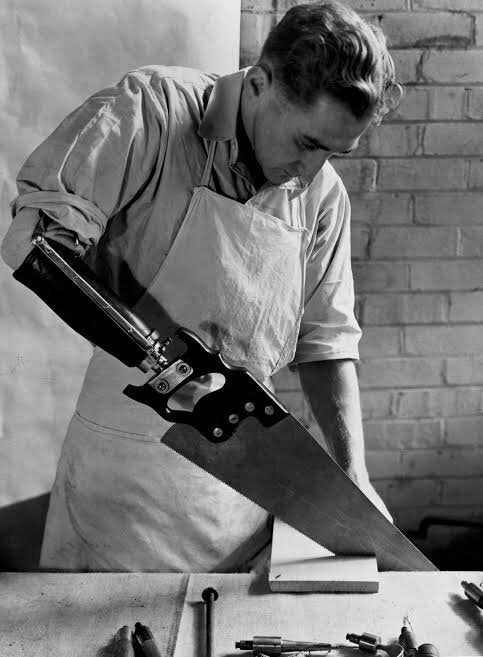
left=297, top=140, right=319, bottom=152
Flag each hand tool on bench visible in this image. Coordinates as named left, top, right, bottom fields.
left=461, top=580, right=483, bottom=609
left=133, top=622, right=162, bottom=657
left=235, top=636, right=334, bottom=654
left=201, top=587, right=218, bottom=657
left=399, top=625, right=440, bottom=657
left=347, top=632, right=403, bottom=657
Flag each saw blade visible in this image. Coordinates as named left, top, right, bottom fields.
left=161, top=414, right=436, bottom=571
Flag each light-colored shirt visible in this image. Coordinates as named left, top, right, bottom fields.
left=1, top=65, right=361, bottom=363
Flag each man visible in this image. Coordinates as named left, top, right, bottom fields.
left=2, top=1, right=400, bottom=572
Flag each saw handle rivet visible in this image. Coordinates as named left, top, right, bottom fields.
left=155, top=379, right=169, bottom=392
left=264, top=405, right=275, bottom=416
left=212, top=427, right=224, bottom=438
left=228, top=414, right=239, bottom=424
left=244, top=402, right=255, bottom=412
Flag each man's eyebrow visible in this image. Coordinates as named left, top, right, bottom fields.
left=303, top=135, right=356, bottom=154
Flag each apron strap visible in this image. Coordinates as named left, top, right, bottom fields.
left=201, top=141, right=217, bottom=187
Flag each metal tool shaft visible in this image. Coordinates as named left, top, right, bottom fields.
left=346, top=632, right=381, bottom=653
left=461, top=580, right=483, bottom=608
left=235, top=636, right=332, bottom=654
left=399, top=626, right=418, bottom=657
left=202, top=587, right=219, bottom=657
left=399, top=625, right=440, bottom=657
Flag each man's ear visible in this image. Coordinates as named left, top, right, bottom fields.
left=245, top=64, right=272, bottom=100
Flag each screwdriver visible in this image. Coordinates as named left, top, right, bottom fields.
left=133, top=622, right=162, bottom=657
left=398, top=627, right=417, bottom=657
left=346, top=632, right=404, bottom=657
left=346, top=632, right=381, bottom=653
left=461, top=580, right=483, bottom=609
left=235, top=636, right=334, bottom=654
left=399, top=626, right=440, bottom=657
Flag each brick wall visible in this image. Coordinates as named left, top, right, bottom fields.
left=241, top=0, right=483, bottom=536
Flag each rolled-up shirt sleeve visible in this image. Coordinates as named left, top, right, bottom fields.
left=2, top=71, right=165, bottom=269
left=294, top=172, right=361, bottom=364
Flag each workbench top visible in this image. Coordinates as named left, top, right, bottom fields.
left=1, top=571, right=482, bottom=657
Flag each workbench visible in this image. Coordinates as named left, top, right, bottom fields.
left=1, top=572, right=482, bottom=657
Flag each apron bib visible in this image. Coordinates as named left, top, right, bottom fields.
left=40, top=142, right=308, bottom=572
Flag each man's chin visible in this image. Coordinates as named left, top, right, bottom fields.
left=265, top=168, right=293, bottom=185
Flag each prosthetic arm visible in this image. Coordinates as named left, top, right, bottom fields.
left=13, top=214, right=169, bottom=372
left=11, top=215, right=279, bottom=442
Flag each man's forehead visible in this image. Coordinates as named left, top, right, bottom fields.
left=296, top=95, right=372, bottom=149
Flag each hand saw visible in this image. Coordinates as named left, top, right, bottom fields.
left=23, top=234, right=435, bottom=572
left=124, top=327, right=436, bottom=572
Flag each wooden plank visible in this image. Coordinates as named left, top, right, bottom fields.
left=269, top=518, right=379, bottom=593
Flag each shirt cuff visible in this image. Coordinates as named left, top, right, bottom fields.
left=291, top=349, right=360, bottom=366
left=1, top=207, right=39, bottom=270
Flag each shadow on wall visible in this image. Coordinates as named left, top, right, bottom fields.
left=0, top=493, right=50, bottom=571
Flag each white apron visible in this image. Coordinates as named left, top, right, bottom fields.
left=40, top=142, right=308, bottom=572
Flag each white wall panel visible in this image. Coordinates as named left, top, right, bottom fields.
left=0, top=0, right=241, bottom=505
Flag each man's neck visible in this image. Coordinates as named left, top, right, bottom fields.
left=236, top=109, right=266, bottom=189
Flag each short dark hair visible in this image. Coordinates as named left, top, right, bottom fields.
left=259, top=1, right=402, bottom=123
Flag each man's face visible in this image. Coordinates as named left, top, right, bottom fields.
left=244, top=70, right=373, bottom=186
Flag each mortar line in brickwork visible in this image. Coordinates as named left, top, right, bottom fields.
left=409, top=192, right=416, bottom=223
left=442, top=360, right=449, bottom=386
left=396, top=84, right=483, bottom=88
left=359, top=290, right=480, bottom=296
left=404, top=262, right=411, bottom=289
left=347, top=155, right=483, bottom=159
left=362, top=387, right=480, bottom=395
left=470, top=12, right=477, bottom=45
left=376, top=120, right=483, bottom=125
left=464, top=159, right=472, bottom=188
left=352, top=222, right=412, bottom=227
left=414, top=50, right=429, bottom=84
left=379, top=119, right=483, bottom=124
left=464, top=88, right=471, bottom=118
left=398, top=326, right=405, bottom=355
left=360, top=320, right=461, bottom=327
left=441, top=417, right=448, bottom=445
left=360, top=355, right=448, bottom=361
left=385, top=121, right=483, bottom=125
left=444, top=413, right=483, bottom=420
left=392, top=83, right=483, bottom=88
left=356, top=289, right=480, bottom=294
left=238, top=8, right=466, bottom=17
left=456, top=227, right=463, bottom=256
left=446, top=291, right=455, bottom=325
left=368, top=187, right=478, bottom=193
left=372, top=159, right=380, bottom=190
left=360, top=256, right=478, bottom=261
left=240, top=9, right=280, bottom=15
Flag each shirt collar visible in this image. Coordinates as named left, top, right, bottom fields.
left=199, top=69, right=246, bottom=142
left=199, top=68, right=309, bottom=193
